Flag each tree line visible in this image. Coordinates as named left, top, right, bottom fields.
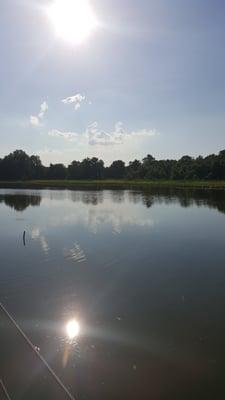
left=0, top=149, right=225, bottom=181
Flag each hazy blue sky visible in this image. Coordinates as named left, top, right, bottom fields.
left=0, top=0, right=225, bottom=165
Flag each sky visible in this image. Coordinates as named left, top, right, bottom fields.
left=0, top=0, right=225, bottom=166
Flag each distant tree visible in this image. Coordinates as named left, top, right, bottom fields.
left=107, top=160, right=126, bottom=179
left=89, top=157, right=104, bottom=179
left=48, top=163, right=67, bottom=179
left=172, top=155, right=194, bottom=180
left=0, top=149, right=225, bottom=181
left=141, top=155, right=156, bottom=179
left=126, top=160, right=142, bottom=179
left=143, top=154, right=155, bottom=164
left=219, top=150, right=225, bottom=158
left=78, top=157, right=105, bottom=179
left=29, top=155, right=43, bottom=179
left=0, top=150, right=32, bottom=180
left=218, top=150, right=225, bottom=179
left=68, top=161, right=81, bottom=179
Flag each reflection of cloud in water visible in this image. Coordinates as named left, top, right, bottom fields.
left=47, top=190, right=104, bottom=206
left=63, top=242, right=86, bottom=264
left=31, top=228, right=40, bottom=239
left=31, top=228, right=50, bottom=255
left=40, top=236, right=50, bottom=254
left=30, top=192, right=156, bottom=237
left=57, top=204, right=154, bottom=235
left=87, top=208, right=154, bottom=234
left=31, top=228, right=86, bottom=262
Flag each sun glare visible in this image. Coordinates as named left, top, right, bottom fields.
left=48, top=0, right=98, bottom=44
left=66, top=319, right=80, bottom=339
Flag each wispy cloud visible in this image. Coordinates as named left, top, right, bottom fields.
left=130, top=128, right=158, bottom=137
left=30, top=115, right=40, bottom=126
left=87, top=122, right=124, bottom=146
left=30, top=101, right=48, bottom=126
left=48, top=122, right=158, bottom=146
left=62, top=93, right=86, bottom=110
left=48, top=129, right=78, bottom=141
left=38, top=101, right=48, bottom=119
left=87, top=122, right=158, bottom=146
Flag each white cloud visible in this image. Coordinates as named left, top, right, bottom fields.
left=48, top=122, right=158, bottom=146
left=87, top=122, right=124, bottom=146
left=130, top=128, right=158, bottom=137
left=87, top=121, right=158, bottom=146
left=62, top=93, right=86, bottom=110
left=30, top=115, right=40, bottom=126
left=30, top=100, right=48, bottom=126
left=48, top=129, right=78, bottom=141
left=38, top=101, right=48, bottom=119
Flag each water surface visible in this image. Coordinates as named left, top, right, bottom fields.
left=0, top=188, right=225, bottom=399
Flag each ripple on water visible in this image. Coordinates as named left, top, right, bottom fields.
left=63, top=242, right=86, bottom=264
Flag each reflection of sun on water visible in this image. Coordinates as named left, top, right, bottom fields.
left=66, top=319, right=80, bottom=339
left=47, top=0, right=98, bottom=44
left=63, top=319, right=80, bottom=367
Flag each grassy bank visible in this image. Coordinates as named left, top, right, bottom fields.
left=1, top=179, right=225, bottom=190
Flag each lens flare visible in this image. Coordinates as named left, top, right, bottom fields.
left=66, top=319, right=80, bottom=339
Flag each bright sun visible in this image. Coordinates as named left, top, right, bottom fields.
left=48, top=0, right=98, bottom=44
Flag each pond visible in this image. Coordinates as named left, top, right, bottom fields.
left=0, top=188, right=225, bottom=399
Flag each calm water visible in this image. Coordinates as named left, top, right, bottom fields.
left=0, top=188, right=225, bottom=399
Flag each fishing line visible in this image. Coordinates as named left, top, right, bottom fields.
left=0, top=379, right=12, bottom=400
left=0, top=302, right=76, bottom=400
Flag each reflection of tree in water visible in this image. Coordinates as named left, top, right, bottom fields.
left=0, top=194, right=42, bottom=211
left=69, top=190, right=104, bottom=205
left=128, top=191, right=141, bottom=205
left=66, top=187, right=225, bottom=214
left=110, top=190, right=125, bottom=204
left=81, top=191, right=104, bottom=205
left=127, top=187, right=225, bottom=215
left=142, top=194, right=154, bottom=208
left=1, top=187, right=224, bottom=215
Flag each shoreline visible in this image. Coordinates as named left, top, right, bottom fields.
left=1, top=180, right=225, bottom=190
